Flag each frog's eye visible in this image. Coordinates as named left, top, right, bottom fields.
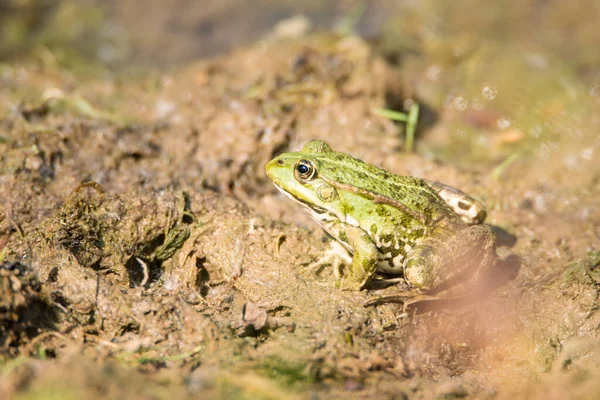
left=294, top=159, right=316, bottom=182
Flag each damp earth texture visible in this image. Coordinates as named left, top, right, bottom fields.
left=1, top=1, right=600, bottom=399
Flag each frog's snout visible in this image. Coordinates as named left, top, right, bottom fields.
left=265, top=157, right=284, bottom=181
left=267, top=155, right=298, bottom=189
left=265, top=158, right=276, bottom=176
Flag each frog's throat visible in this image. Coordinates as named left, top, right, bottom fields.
left=319, top=175, right=441, bottom=226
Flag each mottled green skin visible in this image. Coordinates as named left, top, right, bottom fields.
left=265, top=140, right=497, bottom=292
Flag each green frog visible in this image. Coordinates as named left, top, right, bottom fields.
left=265, top=140, right=505, bottom=298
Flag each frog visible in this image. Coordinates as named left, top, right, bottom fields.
left=265, top=139, right=508, bottom=300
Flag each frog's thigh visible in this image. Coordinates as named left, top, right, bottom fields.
left=425, top=180, right=487, bottom=225
left=403, top=225, right=496, bottom=293
left=342, top=225, right=379, bottom=290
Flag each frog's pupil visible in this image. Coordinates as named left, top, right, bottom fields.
left=298, top=164, right=309, bottom=174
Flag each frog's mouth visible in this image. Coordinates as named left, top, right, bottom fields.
left=270, top=182, right=328, bottom=215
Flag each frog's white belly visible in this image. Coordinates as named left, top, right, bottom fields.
left=376, top=258, right=404, bottom=274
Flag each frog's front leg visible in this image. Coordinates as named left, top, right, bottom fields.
left=338, top=224, right=379, bottom=291
left=402, top=225, right=496, bottom=298
left=306, top=219, right=378, bottom=290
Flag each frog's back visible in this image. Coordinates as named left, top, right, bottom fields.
left=313, top=150, right=458, bottom=226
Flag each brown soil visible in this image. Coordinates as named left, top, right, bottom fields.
left=1, top=2, right=600, bottom=399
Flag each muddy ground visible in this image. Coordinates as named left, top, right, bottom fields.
left=1, top=1, right=600, bottom=399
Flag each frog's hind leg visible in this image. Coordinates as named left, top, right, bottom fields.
left=402, top=224, right=497, bottom=298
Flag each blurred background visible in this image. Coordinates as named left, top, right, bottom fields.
left=2, top=0, right=598, bottom=74
left=2, top=0, right=598, bottom=168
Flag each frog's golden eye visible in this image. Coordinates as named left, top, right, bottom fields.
left=294, top=159, right=316, bottom=182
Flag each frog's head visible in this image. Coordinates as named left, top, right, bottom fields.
left=266, top=140, right=345, bottom=220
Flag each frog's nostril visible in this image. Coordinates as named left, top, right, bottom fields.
left=277, top=160, right=284, bottom=166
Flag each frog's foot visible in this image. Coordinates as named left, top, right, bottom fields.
left=303, top=241, right=352, bottom=279
left=368, top=276, right=406, bottom=289
left=363, top=290, right=436, bottom=309
left=365, top=292, right=483, bottom=314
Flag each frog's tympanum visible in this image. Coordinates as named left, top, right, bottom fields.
left=266, top=140, right=513, bottom=299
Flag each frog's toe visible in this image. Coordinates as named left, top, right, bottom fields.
left=302, top=258, right=329, bottom=275
left=302, top=241, right=351, bottom=278
left=363, top=291, right=436, bottom=308
left=302, top=256, right=342, bottom=277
